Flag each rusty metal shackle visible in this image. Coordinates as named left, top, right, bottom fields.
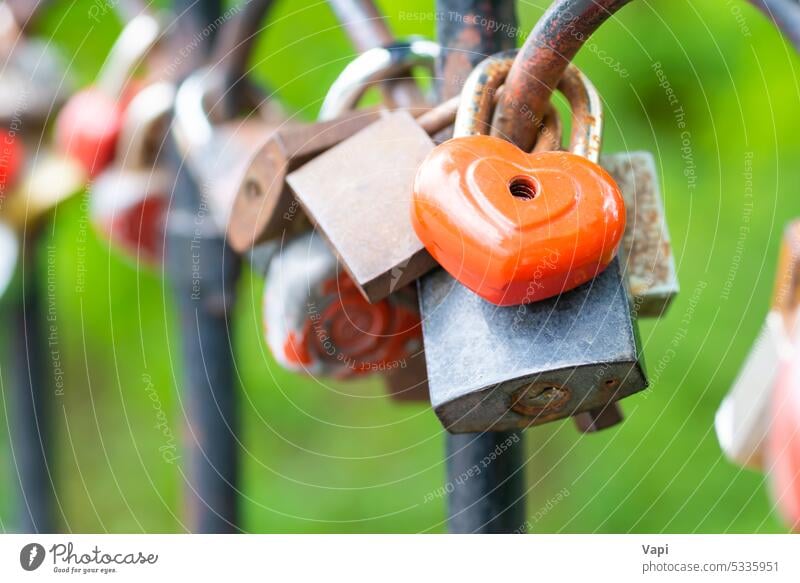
left=492, top=0, right=632, bottom=151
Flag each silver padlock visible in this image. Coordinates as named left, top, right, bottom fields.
left=418, top=51, right=647, bottom=433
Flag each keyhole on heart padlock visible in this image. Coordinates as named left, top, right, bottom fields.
left=507, top=175, right=538, bottom=201
left=511, top=382, right=571, bottom=416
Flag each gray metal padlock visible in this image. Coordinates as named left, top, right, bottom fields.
left=419, top=52, right=648, bottom=433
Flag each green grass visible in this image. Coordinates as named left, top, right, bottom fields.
left=0, top=0, right=797, bottom=532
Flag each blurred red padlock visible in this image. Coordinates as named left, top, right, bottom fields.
left=264, top=232, right=422, bottom=379
left=767, top=324, right=800, bottom=532
left=55, top=14, right=159, bottom=177
left=90, top=82, right=173, bottom=266
left=0, top=129, right=24, bottom=194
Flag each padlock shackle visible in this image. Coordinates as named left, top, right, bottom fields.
left=492, top=0, right=631, bottom=152
left=455, top=51, right=601, bottom=162
left=328, top=0, right=429, bottom=110
left=116, top=81, right=175, bottom=171
left=172, top=67, right=217, bottom=164
left=96, top=12, right=161, bottom=98
left=319, top=38, right=439, bottom=120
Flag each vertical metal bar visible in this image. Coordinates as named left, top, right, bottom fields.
left=167, top=0, right=239, bottom=533
left=8, top=242, right=55, bottom=533
left=434, top=0, right=526, bottom=534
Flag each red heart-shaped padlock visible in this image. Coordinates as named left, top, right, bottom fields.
left=55, top=88, right=124, bottom=178
left=412, top=135, right=626, bottom=306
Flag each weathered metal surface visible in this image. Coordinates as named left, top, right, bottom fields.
left=492, top=0, right=632, bottom=151
left=227, top=109, right=381, bottom=252
left=288, top=111, right=439, bottom=303
left=602, top=151, right=678, bottom=317
left=420, top=258, right=646, bottom=433
left=454, top=51, right=599, bottom=160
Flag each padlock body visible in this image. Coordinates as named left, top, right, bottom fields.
left=413, top=135, right=626, bottom=306
left=602, top=152, right=678, bottom=317
left=288, top=111, right=438, bottom=303
left=55, top=88, right=123, bottom=177
left=265, top=233, right=423, bottom=379
left=419, top=258, right=647, bottom=433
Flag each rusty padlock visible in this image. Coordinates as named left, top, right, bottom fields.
left=228, top=39, right=437, bottom=254
left=417, top=51, right=647, bottom=433
left=285, top=41, right=454, bottom=303
left=55, top=13, right=161, bottom=177
left=173, top=68, right=288, bottom=234
left=90, top=82, right=174, bottom=266
left=716, top=221, right=800, bottom=469
left=601, top=152, right=678, bottom=317
left=264, top=232, right=423, bottom=382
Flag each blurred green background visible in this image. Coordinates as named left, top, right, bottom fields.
left=1, top=0, right=798, bottom=533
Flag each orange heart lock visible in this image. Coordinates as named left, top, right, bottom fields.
left=412, top=63, right=625, bottom=306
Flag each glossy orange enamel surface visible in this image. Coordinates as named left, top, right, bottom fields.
left=412, top=134, right=626, bottom=306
